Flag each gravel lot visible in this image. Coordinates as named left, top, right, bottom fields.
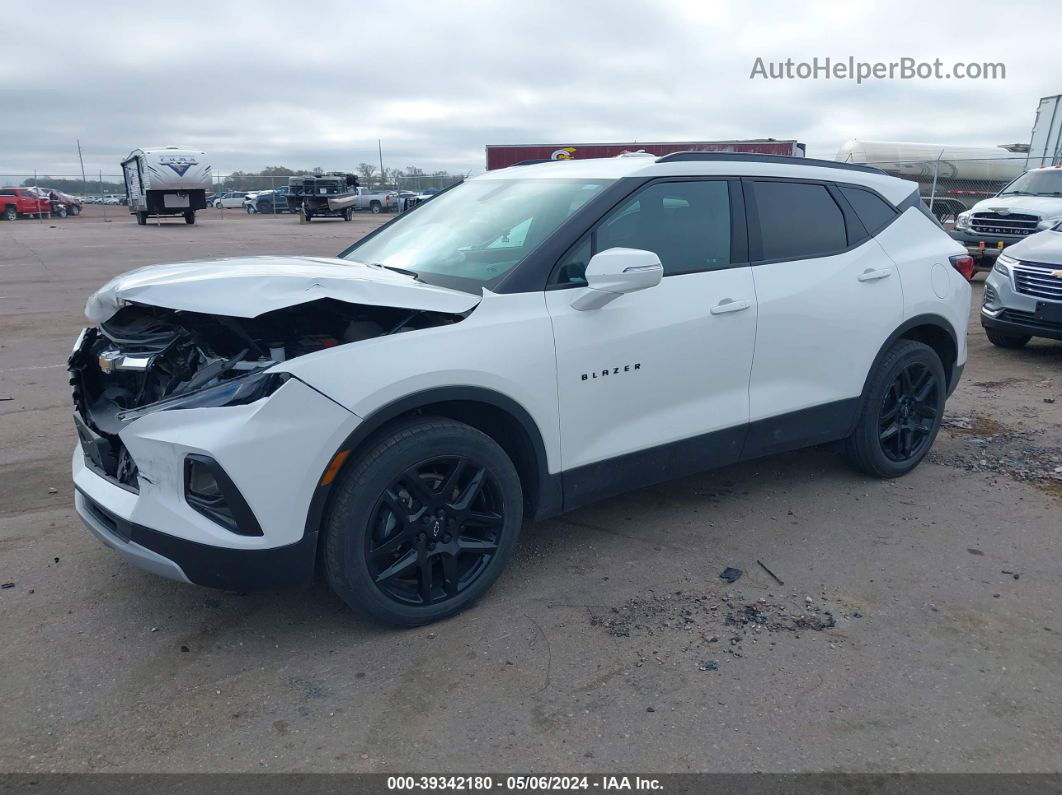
left=1, top=207, right=1059, bottom=773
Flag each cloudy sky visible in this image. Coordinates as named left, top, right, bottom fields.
left=1, top=0, right=1058, bottom=178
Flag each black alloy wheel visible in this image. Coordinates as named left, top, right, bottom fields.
left=323, top=417, right=523, bottom=626
left=877, top=361, right=939, bottom=462
left=366, top=454, right=505, bottom=606
left=845, top=339, right=946, bottom=478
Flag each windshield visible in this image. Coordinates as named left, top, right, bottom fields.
left=999, top=169, right=1062, bottom=197
left=340, top=178, right=612, bottom=292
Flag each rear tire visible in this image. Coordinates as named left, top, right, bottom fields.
left=54, top=206, right=67, bottom=218
left=304, top=209, right=313, bottom=222
left=323, top=417, right=523, bottom=627
left=369, top=201, right=382, bottom=214
left=3, top=205, right=17, bottom=221
left=136, top=211, right=147, bottom=225
left=986, top=331, right=1030, bottom=349
left=344, top=207, right=353, bottom=221
left=69, top=205, right=81, bottom=216
left=184, top=211, right=195, bottom=225
left=844, top=340, right=945, bottom=478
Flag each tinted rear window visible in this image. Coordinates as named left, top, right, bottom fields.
left=753, top=181, right=847, bottom=261
left=840, top=186, right=897, bottom=235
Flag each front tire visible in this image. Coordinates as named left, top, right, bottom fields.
left=986, top=330, right=1030, bottom=349
left=136, top=211, right=147, bottom=225
left=845, top=340, right=945, bottom=478
left=369, top=201, right=382, bottom=214
left=323, top=418, right=523, bottom=627
left=344, top=207, right=353, bottom=221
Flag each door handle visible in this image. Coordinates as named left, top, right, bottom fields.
left=710, top=298, right=751, bottom=315
left=858, top=267, right=892, bottom=282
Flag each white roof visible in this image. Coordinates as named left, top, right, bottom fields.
left=475, top=155, right=917, bottom=204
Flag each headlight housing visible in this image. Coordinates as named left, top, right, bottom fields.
left=118, top=369, right=290, bottom=422
left=993, top=254, right=1017, bottom=277
left=955, top=211, right=971, bottom=230
left=1037, top=217, right=1062, bottom=231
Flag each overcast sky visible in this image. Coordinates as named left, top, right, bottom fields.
left=1, top=0, right=1058, bottom=178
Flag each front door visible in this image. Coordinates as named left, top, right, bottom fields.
left=545, top=179, right=758, bottom=506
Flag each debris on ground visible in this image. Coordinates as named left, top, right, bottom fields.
left=757, top=560, right=784, bottom=586
left=719, top=567, right=743, bottom=584
left=968, top=548, right=984, bottom=556
left=698, top=660, right=719, bottom=671
left=589, top=585, right=851, bottom=669
left=47, top=487, right=57, bottom=494
left=933, top=414, right=1062, bottom=494
left=1, top=583, right=15, bottom=589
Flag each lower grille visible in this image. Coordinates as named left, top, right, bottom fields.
left=1013, top=262, right=1062, bottom=301
left=998, top=309, right=1062, bottom=332
left=970, top=212, right=1039, bottom=237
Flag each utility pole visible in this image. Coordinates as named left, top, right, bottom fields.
left=378, top=139, right=385, bottom=188
left=76, top=139, right=88, bottom=197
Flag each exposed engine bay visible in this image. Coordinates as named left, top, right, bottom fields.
left=69, top=297, right=466, bottom=488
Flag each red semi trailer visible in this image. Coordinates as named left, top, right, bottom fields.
left=485, top=139, right=805, bottom=170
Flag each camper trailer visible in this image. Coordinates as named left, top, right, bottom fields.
left=121, top=147, right=211, bottom=225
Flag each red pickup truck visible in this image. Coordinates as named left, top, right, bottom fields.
left=1, top=187, right=52, bottom=220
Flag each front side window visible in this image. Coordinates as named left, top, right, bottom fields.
left=341, top=178, right=612, bottom=293
left=752, top=181, right=847, bottom=261
left=554, top=180, right=732, bottom=285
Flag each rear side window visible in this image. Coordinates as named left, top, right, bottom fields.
left=752, top=181, right=847, bottom=261
left=840, top=186, right=897, bottom=235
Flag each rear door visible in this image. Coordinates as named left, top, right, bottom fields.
left=744, top=178, right=903, bottom=448
left=546, top=179, right=757, bottom=501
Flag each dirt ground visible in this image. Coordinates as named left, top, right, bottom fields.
left=0, top=206, right=1059, bottom=773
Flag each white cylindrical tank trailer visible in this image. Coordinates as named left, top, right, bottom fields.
left=836, top=140, right=1025, bottom=182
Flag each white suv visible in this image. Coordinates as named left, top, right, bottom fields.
left=69, top=153, right=972, bottom=625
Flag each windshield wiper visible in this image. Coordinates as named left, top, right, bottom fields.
left=1000, top=190, right=1032, bottom=196
left=369, top=263, right=421, bottom=281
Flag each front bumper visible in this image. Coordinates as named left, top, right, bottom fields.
left=72, top=376, right=358, bottom=590
left=950, top=229, right=1025, bottom=262
left=980, top=266, right=1062, bottom=342
left=75, top=488, right=318, bottom=590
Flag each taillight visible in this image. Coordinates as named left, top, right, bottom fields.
left=949, top=254, right=975, bottom=281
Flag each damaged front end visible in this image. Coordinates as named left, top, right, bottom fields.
left=69, top=297, right=466, bottom=491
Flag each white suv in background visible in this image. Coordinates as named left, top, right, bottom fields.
left=69, top=153, right=971, bottom=625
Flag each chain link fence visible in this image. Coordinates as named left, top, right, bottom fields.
left=3, top=158, right=1040, bottom=225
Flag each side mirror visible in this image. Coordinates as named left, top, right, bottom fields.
left=571, top=248, right=663, bottom=310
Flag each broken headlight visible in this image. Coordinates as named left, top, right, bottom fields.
left=118, top=369, right=290, bottom=422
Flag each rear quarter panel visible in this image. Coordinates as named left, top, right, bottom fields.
left=872, top=208, right=972, bottom=366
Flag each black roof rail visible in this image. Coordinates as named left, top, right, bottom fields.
left=655, top=151, right=887, bottom=175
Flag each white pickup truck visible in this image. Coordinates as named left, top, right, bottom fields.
left=347, top=187, right=397, bottom=214
left=952, top=165, right=1062, bottom=265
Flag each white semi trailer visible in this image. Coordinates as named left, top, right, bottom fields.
left=121, top=147, right=212, bottom=225
left=1026, top=95, right=1062, bottom=169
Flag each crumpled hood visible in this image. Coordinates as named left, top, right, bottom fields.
left=970, top=194, right=1062, bottom=219
left=1004, top=229, right=1062, bottom=265
left=85, top=255, right=480, bottom=323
